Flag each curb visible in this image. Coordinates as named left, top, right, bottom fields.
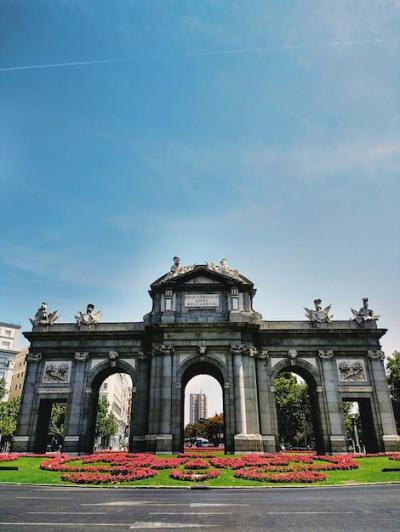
left=1, top=480, right=400, bottom=490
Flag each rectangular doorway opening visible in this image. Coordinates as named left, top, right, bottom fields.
left=34, top=399, right=66, bottom=453
left=342, top=399, right=378, bottom=453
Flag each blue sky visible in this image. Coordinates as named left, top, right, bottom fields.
left=1, top=1, right=400, bottom=414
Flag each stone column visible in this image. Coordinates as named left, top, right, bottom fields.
left=232, top=346, right=262, bottom=452
left=145, top=345, right=174, bottom=452
left=319, top=352, right=347, bottom=453
left=130, top=355, right=149, bottom=452
left=12, top=353, right=42, bottom=452
left=63, top=352, right=88, bottom=453
left=233, top=352, right=246, bottom=434
left=368, top=351, right=400, bottom=452
left=256, top=354, right=276, bottom=452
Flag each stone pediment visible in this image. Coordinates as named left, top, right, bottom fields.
left=183, top=275, right=221, bottom=285
left=151, top=264, right=253, bottom=289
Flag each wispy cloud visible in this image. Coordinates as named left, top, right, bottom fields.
left=0, top=38, right=383, bottom=73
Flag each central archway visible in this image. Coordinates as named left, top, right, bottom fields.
left=179, top=358, right=232, bottom=453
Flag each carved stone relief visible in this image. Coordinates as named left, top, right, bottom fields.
left=337, top=359, right=367, bottom=382
left=42, top=361, right=71, bottom=384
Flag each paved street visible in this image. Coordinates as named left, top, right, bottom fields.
left=0, top=484, right=399, bottom=531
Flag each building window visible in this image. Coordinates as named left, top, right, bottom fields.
left=1, top=341, right=11, bottom=349
left=103, top=382, right=108, bottom=390
left=231, top=298, right=239, bottom=310
left=5, top=329, right=12, bottom=337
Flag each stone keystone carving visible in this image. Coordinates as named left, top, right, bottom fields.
left=318, top=350, right=334, bottom=359
left=75, top=304, right=101, bottom=329
left=368, top=350, right=385, bottom=361
left=304, top=299, right=333, bottom=325
left=30, top=302, right=58, bottom=329
left=198, top=344, right=207, bottom=360
left=154, top=344, right=175, bottom=355
left=288, top=349, right=298, bottom=364
left=108, top=350, right=119, bottom=367
left=351, top=298, right=380, bottom=326
left=74, top=352, right=89, bottom=361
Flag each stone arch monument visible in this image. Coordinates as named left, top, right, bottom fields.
left=13, top=258, right=399, bottom=454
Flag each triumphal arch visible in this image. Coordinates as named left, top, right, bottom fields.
left=13, top=258, right=399, bottom=454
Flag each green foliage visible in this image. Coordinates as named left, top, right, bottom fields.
left=48, top=403, right=66, bottom=449
left=387, top=351, right=400, bottom=430
left=0, top=397, right=20, bottom=450
left=274, top=373, right=314, bottom=448
left=0, top=378, right=6, bottom=401
left=95, top=398, right=118, bottom=445
left=184, top=413, right=224, bottom=445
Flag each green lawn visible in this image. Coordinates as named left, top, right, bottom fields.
left=0, top=456, right=399, bottom=487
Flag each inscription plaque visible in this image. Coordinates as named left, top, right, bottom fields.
left=185, top=294, right=219, bottom=308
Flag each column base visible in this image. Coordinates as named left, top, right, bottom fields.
left=234, top=433, right=263, bottom=452
left=330, top=435, right=347, bottom=454
left=145, top=434, right=173, bottom=453
left=261, top=435, right=277, bottom=453
left=382, top=435, right=400, bottom=452
left=62, top=435, right=81, bottom=453
left=11, top=435, right=31, bottom=453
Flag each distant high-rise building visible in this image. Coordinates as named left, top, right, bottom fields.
left=190, top=393, right=207, bottom=424
left=0, top=322, right=21, bottom=400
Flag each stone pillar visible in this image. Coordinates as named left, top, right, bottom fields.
left=368, top=352, right=400, bottom=452
left=130, top=356, right=149, bottom=452
left=12, top=353, right=42, bottom=452
left=233, top=348, right=262, bottom=452
left=63, top=353, right=87, bottom=453
left=145, top=346, right=174, bottom=452
left=319, top=352, right=347, bottom=453
left=233, top=352, right=246, bottom=434
left=256, top=355, right=276, bottom=452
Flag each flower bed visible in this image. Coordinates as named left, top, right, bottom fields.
left=0, top=454, right=18, bottom=463
left=183, top=459, right=209, bottom=470
left=234, top=468, right=326, bottom=483
left=170, top=468, right=220, bottom=481
left=61, top=468, right=157, bottom=484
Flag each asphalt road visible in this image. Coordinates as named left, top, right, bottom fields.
left=0, top=484, right=399, bottom=531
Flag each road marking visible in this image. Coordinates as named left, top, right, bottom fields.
left=190, top=503, right=248, bottom=507
left=130, top=523, right=219, bottom=529
left=16, top=496, right=72, bottom=500
left=28, top=512, right=107, bottom=515
left=266, top=511, right=355, bottom=514
left=149, top=512, right=230, bottom=515
left=82, top=502, right=188, bottom=507
left=0, top=524, right=130, bottom=528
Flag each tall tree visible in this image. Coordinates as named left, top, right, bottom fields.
left=274, top=372, right=314, bottom=449
left=48, top=403, right=66, bottom=450
left=387, top=351, right=400, bottom=431
left=95, top=398, right=118, bottom=448
left=0, top=378, right=6, bottom=402
left=0, top=397, right=20, bottom=451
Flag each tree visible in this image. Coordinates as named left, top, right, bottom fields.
left=387, top=351, right=400, bottom=432
left=274, top=372, right=314, bottom=449
left=48, top=403, right=66, bottom=450
left=205, top=413, right=224, bottom=445
left=0, top=378, right=6, bottom=402
left=0, top=397, right=20, bottom=451
left=95, top=398, right=118, bottom=449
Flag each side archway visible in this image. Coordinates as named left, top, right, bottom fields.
left=81, top=360, right=137, bottom=453
left=270, top=360, right=327, bottom=454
